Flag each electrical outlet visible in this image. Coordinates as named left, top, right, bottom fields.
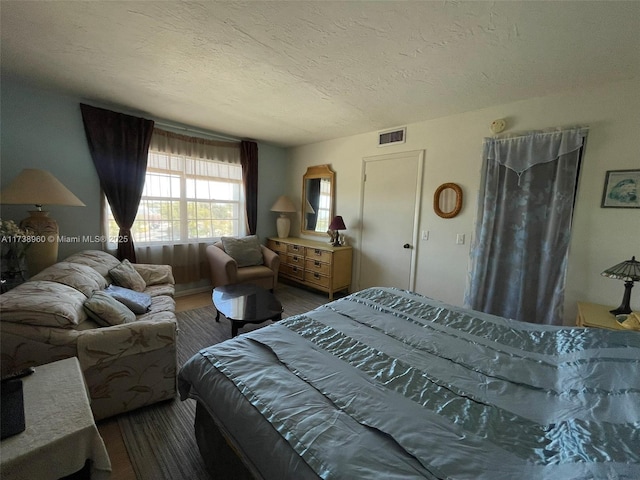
left=456, top=234, right=465, bottom=245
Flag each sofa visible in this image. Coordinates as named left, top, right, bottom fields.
left=0, top=250, right=178, bottom=420
left=206, top=236, right=280, bottom=291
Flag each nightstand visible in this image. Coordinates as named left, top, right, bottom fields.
left=0, top=358, right=112, bottom=479
left=576, top=302, right=626, bottom=330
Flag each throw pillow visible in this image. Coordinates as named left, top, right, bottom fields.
left=84, top=291, right=136, bottom=327
left=104, top=285, right=152, bottom=314
left=221, top=235, right=264, bottom=267
left=31, top=262, right=108, bottom=297
left=0, top=281, right=87, bottom=328
left=109, top=259, right=147, bottom=292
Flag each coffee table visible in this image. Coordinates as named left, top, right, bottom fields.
left=213, top=283, right=283, bottom=337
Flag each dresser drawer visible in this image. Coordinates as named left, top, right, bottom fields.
left=286, top=253, right=304, bottom=267
left=305, top=271, right=330, bottom=288
left=305, top=258, right=330, bottom=276
left=281, top=263, right=304, bottom=280
left=305, top=247, right=332, bottom=263
left=267, top=239, right=287, bottom=254
left=287, top=243, right=304, bottom=255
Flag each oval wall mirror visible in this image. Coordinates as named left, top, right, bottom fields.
left=302, top=164, right=335, bottom=235
left=434, top=183, right=463, bottom=218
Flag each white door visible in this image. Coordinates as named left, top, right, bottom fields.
left=358, top=150, right=424, bottom=290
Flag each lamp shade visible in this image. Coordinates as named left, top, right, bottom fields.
left=0, top=169, right=85, bottom=207
left=270, top=195, right=296, bottom=213
left=0, top=169, right=85, bottom=276
left=304, top=198, right=316, bottom=214
left=601, top=256, right=640, bottom=281
left=329, top=216, right=346, bottom=231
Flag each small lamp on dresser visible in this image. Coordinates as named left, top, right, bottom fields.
left=601, top=256, right=640, bottom=315
left=328, top=216, right=346, bottom=247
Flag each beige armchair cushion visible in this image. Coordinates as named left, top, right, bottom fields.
left=221, top=235, right=264, bottom=267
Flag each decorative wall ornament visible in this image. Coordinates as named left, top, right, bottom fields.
left=490, top=119, right=506, bottom=134
left=433, top=183, right=463, bottom=218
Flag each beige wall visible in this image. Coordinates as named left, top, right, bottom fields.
left=287, top=78, right=640, bottom=324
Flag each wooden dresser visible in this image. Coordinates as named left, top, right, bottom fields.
left=267, top=237, right=352, bottom=300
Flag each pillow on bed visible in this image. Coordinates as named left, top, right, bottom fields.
left=84, top=290, right=136, bottom=326
left=104, top=284, right=152, bottom=314
left=109, top=259, right=147, bottom=292
left=221, top=235, right=264, bottom=267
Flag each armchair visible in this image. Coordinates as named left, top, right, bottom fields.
left=206, top=239, right=280, bottom=291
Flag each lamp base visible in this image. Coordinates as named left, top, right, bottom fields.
left=276, top=214, right=290, bottom=239
left=609, top=281, right=634, bottom=316
left=20, top=211, right=59, bottom=276
left=330, top=230, right=342, bottom=247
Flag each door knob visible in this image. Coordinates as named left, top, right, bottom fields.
left=403, top=243, right=411, bottom=249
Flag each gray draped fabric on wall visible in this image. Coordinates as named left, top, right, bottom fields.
left=465, top=128, right=588, bottom=325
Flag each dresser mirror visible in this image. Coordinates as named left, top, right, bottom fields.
left=302, top=164, right=335, bottom=235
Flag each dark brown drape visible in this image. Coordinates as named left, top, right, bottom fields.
left=80, top=104, right=154, bottom=262
left=240, top=140, right=259, bottom=235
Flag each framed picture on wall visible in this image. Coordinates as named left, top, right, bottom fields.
left=601, top=169, right=640, bottom=208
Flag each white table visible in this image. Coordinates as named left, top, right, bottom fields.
left=0, top=357, right=111, bottom=479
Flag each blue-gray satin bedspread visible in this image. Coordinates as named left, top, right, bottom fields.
left=179, top=287, right=640, bottom=479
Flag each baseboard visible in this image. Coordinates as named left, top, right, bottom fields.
left=175, top=285, right=212, bottom=297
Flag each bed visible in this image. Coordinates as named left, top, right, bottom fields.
left=178, top=287, right=640, bottom=479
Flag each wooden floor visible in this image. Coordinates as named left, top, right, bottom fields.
left=96, top=290, right=212, bottom=480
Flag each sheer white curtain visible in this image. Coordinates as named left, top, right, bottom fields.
left=134, top=129, right=241, bottom=285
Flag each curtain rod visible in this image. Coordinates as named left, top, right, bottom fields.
left=154, top=121, right=240, bottom=143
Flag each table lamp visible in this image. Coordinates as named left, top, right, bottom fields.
left=328, top=215, right=346, bottom=246
left=270, top=195, right=296, bottom=238
left=601, top=256, right=640, bottom=315
left=0, top=168, right=85, bottom=275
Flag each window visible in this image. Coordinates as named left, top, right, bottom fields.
left=107, top=135, right=245, bottom=245
left=315, top=178, right=332, bottom=232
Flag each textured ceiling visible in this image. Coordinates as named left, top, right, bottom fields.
left=1, top=1, right=639, bottom=147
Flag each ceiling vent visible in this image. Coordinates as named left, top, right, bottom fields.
left=378, top=127, right=406, bottom=147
